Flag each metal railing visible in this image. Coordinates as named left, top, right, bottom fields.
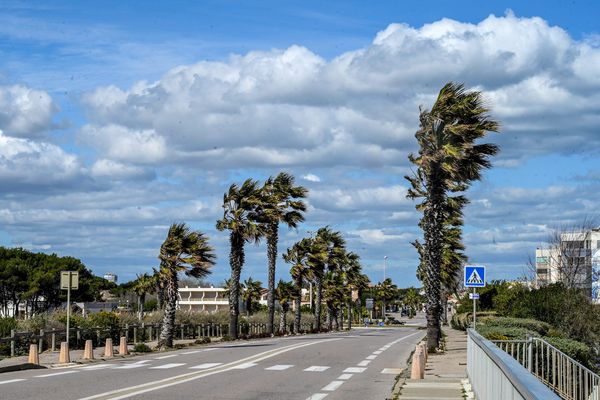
left=492, top=337, right=600, bottom=400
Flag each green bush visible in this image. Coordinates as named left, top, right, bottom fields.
left=194, top=337, right=211, bottom=345
left=542, top=336, right=592, bottom=368
left=0, top=317, right=17, bottom=338
left=133, top=343, right=152, bottom=353
left=479, top=317, right=550, bottom=336
left=477, top=325, right=537, bottom=340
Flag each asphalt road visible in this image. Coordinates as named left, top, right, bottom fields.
left=0, top=327, right=424, bottom=400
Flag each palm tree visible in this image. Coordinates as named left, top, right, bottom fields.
left=375, top=278, right=398, bottom=321
left=216, top=179, right=263, bottom=339
left=275, top=280, right=299, bottom=334
left=284, top=238, right=313, bottom=333
left=259, top=172, right=307, bottom=335
left=352, top=273, right=370, bottom=324
left=322, top=272, right=346, bottom=330
left=157, top=223, right=215, bottom=348
left=131, top=273, right=156, bottom=321
left=306, top=234, right=329, bottom=332
left=406, top=82, right=499, bottom=350
left=403, top=287, right=424, bottom=318
left=241, top=277, right=263, bottom=317
left=342, top=251, right=362, bottom=329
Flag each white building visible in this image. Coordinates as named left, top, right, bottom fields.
left=177, top=286, right=229, bottom=312
left=535, top=228, right=600, bottom=303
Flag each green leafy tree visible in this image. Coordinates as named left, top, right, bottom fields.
left=406, top=82, right=499, bottom=350
left=131, top=273, right=156, bottom=321
left=216, top=179, right=262, bottom=338
left=157, top=223, right=215, bottom=348
left=258, top=172, right=307, bottom=335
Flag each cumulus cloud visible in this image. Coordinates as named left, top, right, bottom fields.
left=302, top=173, right=321, bottom=182
left=0, top=85, right=56, bottom=137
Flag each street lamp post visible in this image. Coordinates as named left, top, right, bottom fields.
left=383, top=256, right=388, bottom=281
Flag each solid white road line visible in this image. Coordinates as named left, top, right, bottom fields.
left=306, top=394, right=328, bottom=400
left=114, top=364, right=146, bottom=370
left=181, top=350, right=203, bottom=354
left=343, top=367, right=366, bottom=373
left=337, top=374, right=353, bottom=380
left=264, top=364, right=294, bottom=371
left=189, top=363, right=222, bottom=369
left=35, top=371, right=79, bottom=378
left=0, top=379, right=26, bottom=385
left=357, top=360, right=371, bottom=367
left=303, top=366, right=330, bottom=372
left=149, top=363, right=186, bottom=369
left=230, top=362, right=257, bottom=369
left=80, top=364, right=113, bottom=370
left=322, top=381, right=344, bottom=391
left=154, top=354, right=178, bottom=360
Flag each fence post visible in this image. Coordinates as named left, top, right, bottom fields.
left=51, top=331, right=56, bottom=351
left=10, top=329, right=15, bottom=357
left=527, top=335, right=533, bottom=372
left=39, top=329, right=44, bottom=352
left=180, top=324, right=185, bottom=340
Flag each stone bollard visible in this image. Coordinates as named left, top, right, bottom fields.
left=104, top=338, right=114, bottom=358
left=83, top=339, right=94, bottom=360
left=119, top=337, right=128, bottom=355
left=419, top=342, right=427, bottom=363
left=59, top=342, right=70, bottom=364
left=410, top=347, right=424, bottom=379
left=28, top=344, right=39, bottom=365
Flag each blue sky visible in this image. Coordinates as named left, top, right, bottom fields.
left=0, top=1, right=599, bottom=287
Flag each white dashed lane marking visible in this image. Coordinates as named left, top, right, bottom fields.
left=304, top=366, right=330, bottom=372
left=343, top=367, right=366, bottom=373
left=149, top=363, right=186, bottom=369
left=366, top=355, right=377, bottom=360
left=357, top=360, right=371, bottom=367
left=337, top=374, right=353, bottom=380
left=306, top=394, right=328, bottom=400
left=373, top=350, right=382, bottom=355
left=322, top=381, right=344, bottom=391
left=265, top=364, right=294, bottom=371
left=80, top=364, right=112, bottom=370
left=189, top=363, right=222, bottom=369
left=0, top=379, right=26, bottom=385
left=381, top=368, right=403, bottom=374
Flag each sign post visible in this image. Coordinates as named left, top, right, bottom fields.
left=60, top=271, right=79, bottom=343
left=464, top=265, right=486, bottom=330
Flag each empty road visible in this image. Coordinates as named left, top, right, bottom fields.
left=0, top=327, right=424, bottom=400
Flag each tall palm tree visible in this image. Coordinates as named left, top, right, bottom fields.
left=342, top=251, right=362, bottom=329
left=375, top=278, right=398, bottom=321
left=322, top=272, right=346, bottom=330
left=406, top=82, right=499, bottom=350
left=352, top=273, right=370, bottom=324
left=157, top=223, right=215, bottom=349
left=306, top=234, right=329, bottom=332
left=275, top=280, right=299, bottom=334
left=259, top=172, right=307, bottom=335
left=131, top=273, right=156, bottom=321
left=284, top=238, right=313, bottom=333
left=241, top=277, right=263, bottom=317
left=216, top=179, right=263, bottom=339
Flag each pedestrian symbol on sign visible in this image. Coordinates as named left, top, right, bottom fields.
left=466, top=269, right=483, bottom=285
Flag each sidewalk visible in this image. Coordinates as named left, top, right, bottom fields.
left=0, top=338, right=200, bottom=373
left=396, top=327, right=469, bottom=400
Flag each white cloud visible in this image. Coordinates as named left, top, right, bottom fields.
left=302, top=173, right=321, bottom=182
left=0, top=85, right=56, bottom=137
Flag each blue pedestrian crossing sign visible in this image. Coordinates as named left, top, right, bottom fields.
left=464, top=265, right=486, bottom=288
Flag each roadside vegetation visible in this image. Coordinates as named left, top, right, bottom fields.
left=451, top=281, right=600, bottom=369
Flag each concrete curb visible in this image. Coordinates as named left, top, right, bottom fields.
left=0, top=362, right=47, bottom=374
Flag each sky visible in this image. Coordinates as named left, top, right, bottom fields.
left=0, top=0, right=599, bottom=287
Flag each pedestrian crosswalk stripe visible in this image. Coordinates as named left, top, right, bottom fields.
left=306, top=394, right=328, bottom=400
left=304, top=366, right=330, bottom=372
left=189, top=363, right=222, bottom=369
left=155, top=354, right=178, bottom=360
left=149, top=363, right=186, bottom=369
left=343, top=367, right=366, bottom=373
left=337, top=374, right=353, bottom=380
left=322, top=381, right=344, bottom=391
left=231, top=362, right=257, bottom=369
left=357, top=360, right=371, bottom=367
left=265, top=364, right=294, bottom=371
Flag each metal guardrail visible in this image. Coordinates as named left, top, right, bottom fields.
left=493, top=337, right=600, bottom=400
left=467, top=329, right=560, bottom=400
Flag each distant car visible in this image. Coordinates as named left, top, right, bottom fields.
left=400, top=309, right=409, bottom=317
left=389, top=319, right=405, bottom=325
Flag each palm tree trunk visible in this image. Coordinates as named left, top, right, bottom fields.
left=326, top=304, right=333, bottom=331
left=332, top=307, right=338, bottom=330
left=229, top=232, right=244, bottom=339
left=423, top=166, right=445, bottom=351
left=266, top=224, right=278, bottom=335
left=294, top=276, right=302, bottom=334
left=138, top=293, right=146, bottom=321
left=279, top=308, right=287, bottom=334
left=314, top=277, right=323, bottom=332
left=158, top=272, right=178, bottom=348
left=347, top=300, right=352, bottom=330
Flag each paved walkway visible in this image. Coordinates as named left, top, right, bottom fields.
left=396, top=327, right=469, bottom=400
